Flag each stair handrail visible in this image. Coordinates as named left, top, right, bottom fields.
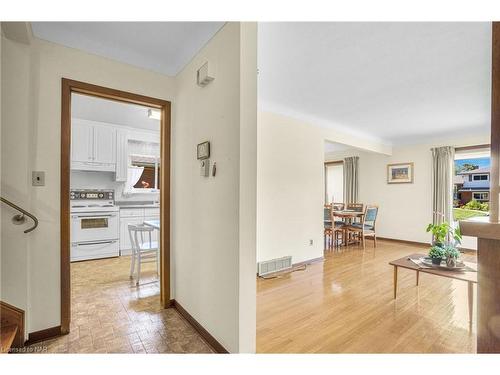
left=0, top=196, right=38, bottom=233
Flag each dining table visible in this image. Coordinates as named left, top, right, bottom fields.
left=332, top=210, right=364, bottom=246
left=144, top=219, right=160, bottom=230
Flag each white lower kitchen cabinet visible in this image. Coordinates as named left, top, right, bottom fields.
left=119, top=207, right=159, bottom=255
left=144, top=216, right=160, bottom=243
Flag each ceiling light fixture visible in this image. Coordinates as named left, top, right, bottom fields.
left=147, top=109, right=161, bottom=120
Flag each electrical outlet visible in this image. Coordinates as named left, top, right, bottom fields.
left=309, top=239, right=314, bottom=246
left=32, top=171, right=45, bottom=186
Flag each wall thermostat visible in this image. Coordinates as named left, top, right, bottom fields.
left=197, top=141, right=210, bottom=160
left=200, top=159, right=210, bottom=177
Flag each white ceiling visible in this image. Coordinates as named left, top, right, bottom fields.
left=72, top=94, right=160, bottom=131
left=258, top=22, right=492, bottom=145
left=31, top=22, right=224, bottom=76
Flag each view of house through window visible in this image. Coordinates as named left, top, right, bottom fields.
left=453, top=147, right=490, bottom=221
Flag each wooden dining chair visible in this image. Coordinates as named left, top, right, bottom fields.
left=346, top=205, right=378, bottom=250
left=331, top=203, right=346, bottom=248
left=332, top=202, right=344, bottom=211
left=346, top=203, right=364, bottom=212
left=333, top=222, right=345, bottom=249
left=324, top=204, right=333, bottom=249
left=346, top=203, right=364, bottom=225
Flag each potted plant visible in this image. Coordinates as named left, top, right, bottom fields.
left=425, top=221, right=462, bottom=266
left=443, top=244, right=461, bottom=268
left=428, top=245, right=446, bottom=265
left=425, top=222, right=462, bottom=247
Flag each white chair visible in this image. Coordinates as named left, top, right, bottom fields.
left=128, top=223, right=159, bottom=286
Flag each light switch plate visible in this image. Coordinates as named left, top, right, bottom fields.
left=200, top=160, right=210, bottom=177
left=32, top=171, right=45, bottom=186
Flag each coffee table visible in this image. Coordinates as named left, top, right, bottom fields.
left=389, top=253, right=477, bottom=328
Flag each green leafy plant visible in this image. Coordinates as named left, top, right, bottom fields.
left=428, top=245, right=446, bottom=259
left=426, top=222, right=462, bottom=247
left=443, top=244, right=461, bottom=259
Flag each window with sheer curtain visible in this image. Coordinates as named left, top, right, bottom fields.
left=125, top=154, right=160, bottom=193
left=325, top=162, right=344, bottom=204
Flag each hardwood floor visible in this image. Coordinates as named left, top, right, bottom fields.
left=256, top=239, right=477, bottom=353
left=28, top=256, right=213, bottom=353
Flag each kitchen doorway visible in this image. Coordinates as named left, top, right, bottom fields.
left=60, top=79, right=171, bottom=334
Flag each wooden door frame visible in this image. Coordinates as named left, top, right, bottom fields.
left=60, top=78, right=171, bottom=334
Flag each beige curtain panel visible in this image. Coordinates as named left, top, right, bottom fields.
left=343, top=156, right=359, bottom=204
left=431, top=146, right=455, bottom=225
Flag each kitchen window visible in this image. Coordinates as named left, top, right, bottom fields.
left=132, top=161, right=160, bottom=190
left=125, top=154, right=160, bottom=194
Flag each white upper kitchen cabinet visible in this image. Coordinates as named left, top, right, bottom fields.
left=115, top=128, right=128, bottom=182
left=71, top=122, right=93, bottom=163
left=93, top=124, right=116, bottom=164
left=71, top=119, right=116, bottom=172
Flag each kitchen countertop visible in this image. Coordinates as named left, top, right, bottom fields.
left=115, top=201, right=160, bottom=209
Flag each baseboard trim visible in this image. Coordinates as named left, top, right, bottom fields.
left=293, top=256, right=324, bottom=268
left=25, top=325, right=62, bottom=346
left=171, top=300, right=228, bottom=354
left=377, top=237, right=477, bottom=254
left=377, top=237, right=429, bottom=248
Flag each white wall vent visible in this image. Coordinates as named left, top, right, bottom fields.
left=258, top=256, right=292, bottom=276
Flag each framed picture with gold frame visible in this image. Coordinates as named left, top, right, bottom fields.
left=387, top=162, right=414, bottom=184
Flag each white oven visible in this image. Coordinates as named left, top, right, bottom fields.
left=70, top=189, right=120, bottom=262
left=71, top=239, right=119, bottom=262
left=71, top=211, right=119, bottom=243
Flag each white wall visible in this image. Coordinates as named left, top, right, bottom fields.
left=172, top=22, right=257, bottom=353
left=238, top=22, right=257, bottom=353
left=0, top=26, right=3, bottom=305
left=257, top=112, right=391, bottom=265
left=1, top=35, right=31, bottom=325
left=0, top=28, right=2, bottom=302
left=326, top=134, right=490, bottom=249
left=1, top=34, right=175, bottom=336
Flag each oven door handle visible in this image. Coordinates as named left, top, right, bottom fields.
left=71, top=214, right=117, bottom=219
left=72, top=240, right=117, bottom=247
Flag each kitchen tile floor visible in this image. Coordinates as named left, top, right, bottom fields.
left=28, top=256, right=214, bottom=353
